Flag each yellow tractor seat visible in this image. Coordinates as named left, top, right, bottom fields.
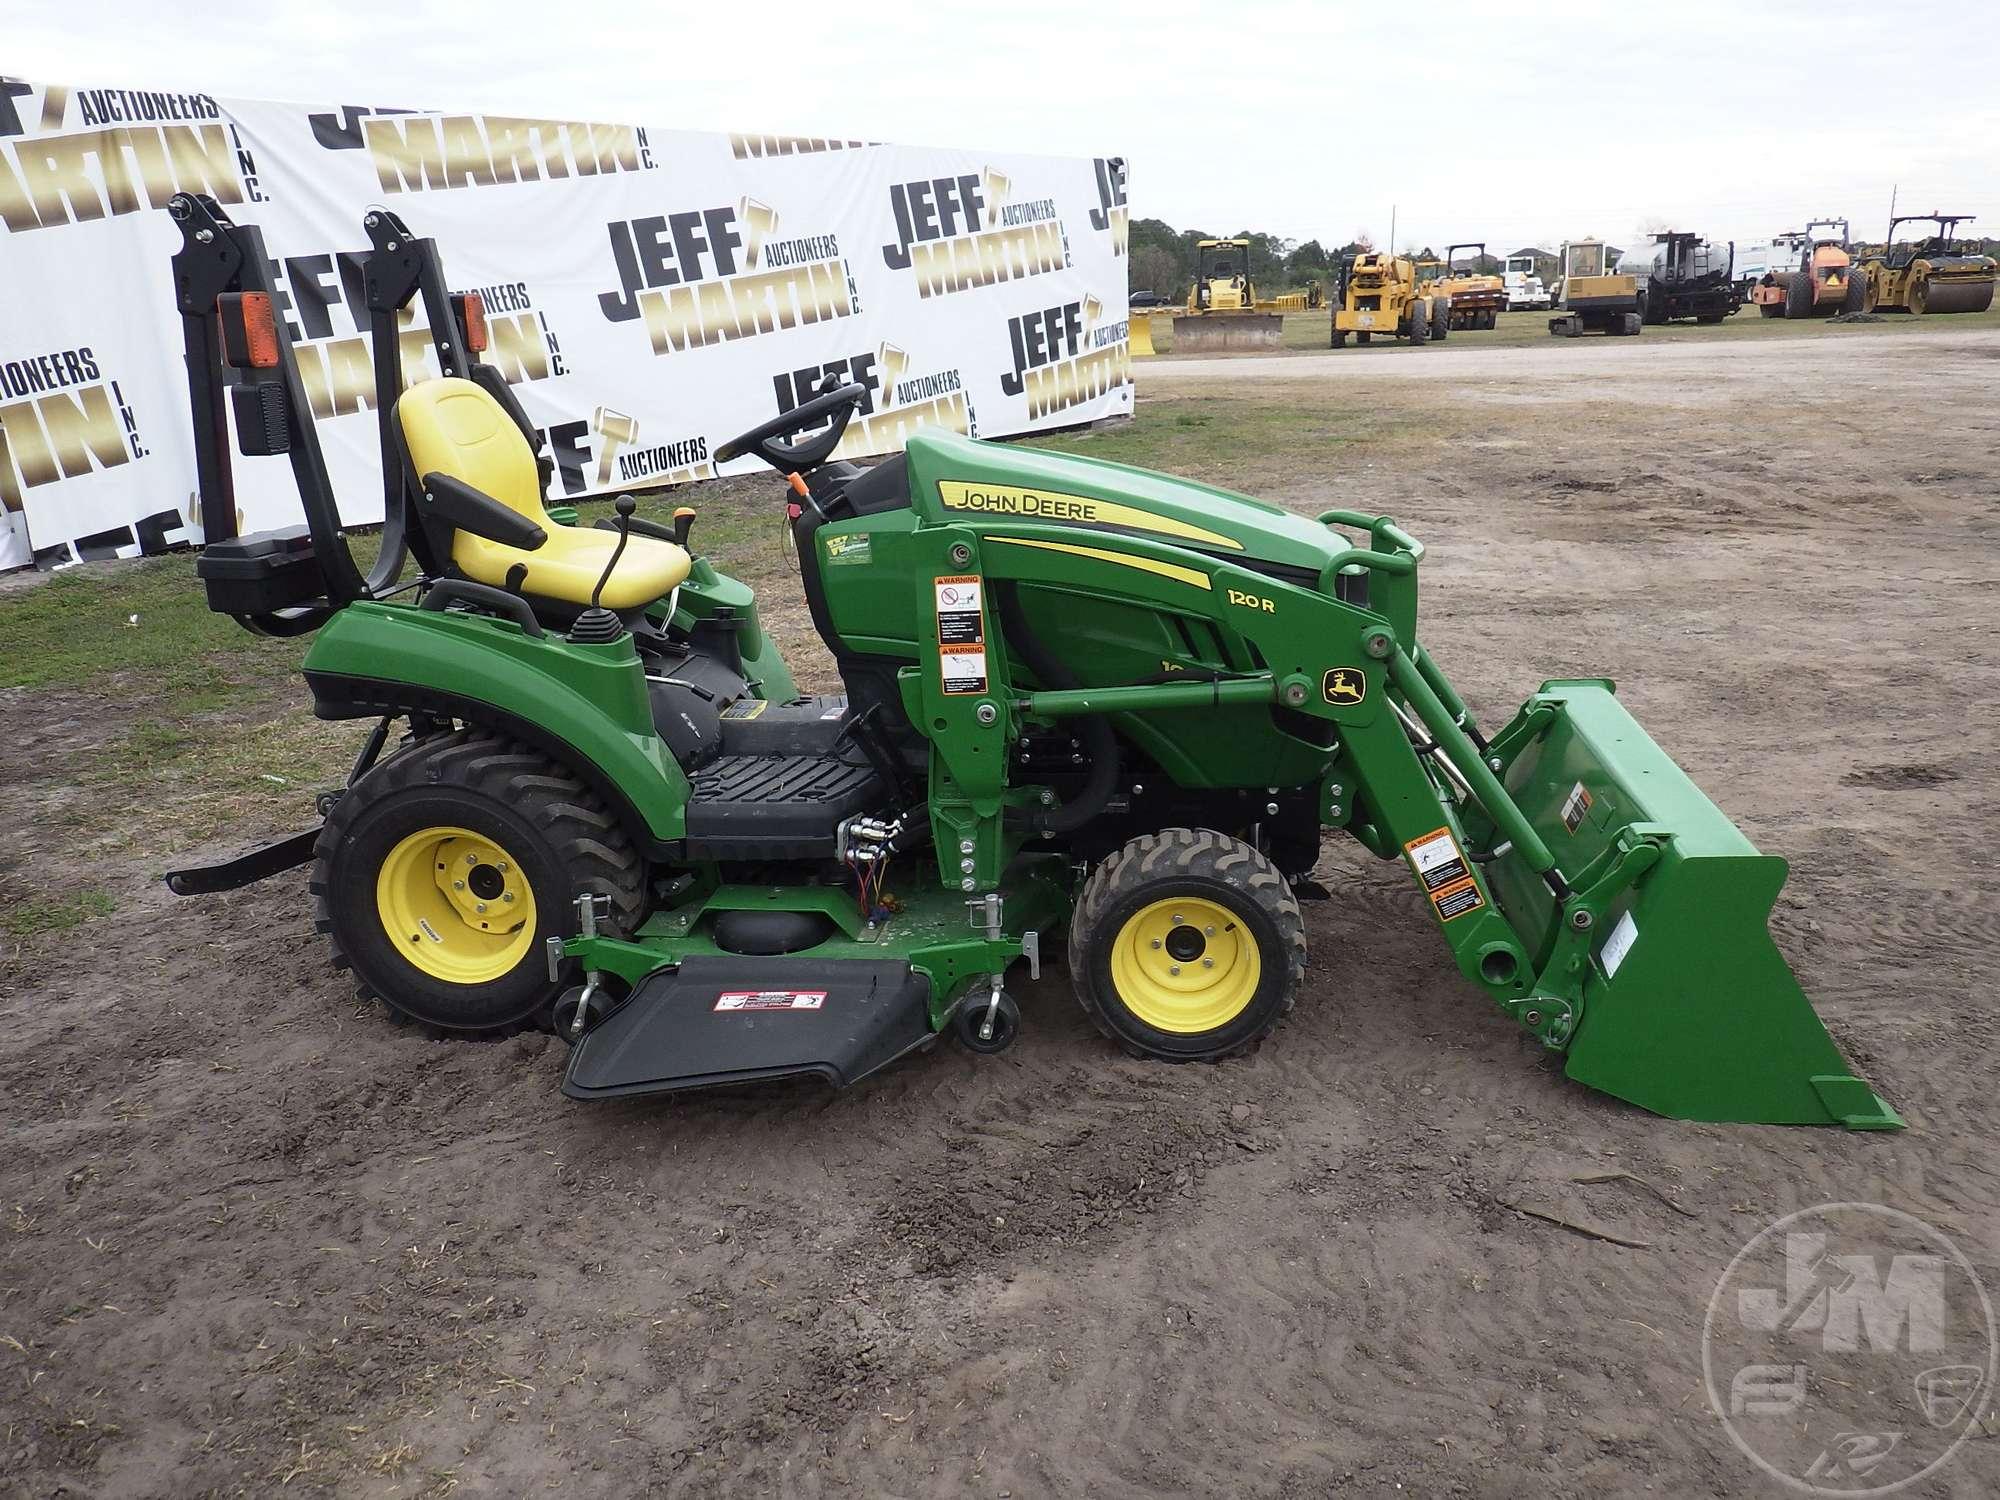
left=395, top=378, right=689, bottom=610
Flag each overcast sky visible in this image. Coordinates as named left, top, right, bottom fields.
left=9, top=0, right=1997, bottom=255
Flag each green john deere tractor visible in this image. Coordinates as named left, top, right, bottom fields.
left=163, top=194, right=1897, bottom=1127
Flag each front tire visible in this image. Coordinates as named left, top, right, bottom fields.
left=313, top=731, right=643, bottom=1033
left=1069, top=830, right=1306, bottom=1062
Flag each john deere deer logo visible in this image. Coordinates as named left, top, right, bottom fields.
left=1323, top=668, right=1367, bottom=705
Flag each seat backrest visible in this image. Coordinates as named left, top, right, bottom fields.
left=395, top=377, right=548, bottom=526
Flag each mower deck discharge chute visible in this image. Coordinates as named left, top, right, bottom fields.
left=162, top=196, right=1896, bottom=1130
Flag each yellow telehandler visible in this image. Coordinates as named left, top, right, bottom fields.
left=1329, top=252, right=1446, bottom=349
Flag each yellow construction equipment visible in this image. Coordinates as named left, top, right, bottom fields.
left=1175, top=238, right=1285, bottom=352
left=1430, top=243, right=1507, bottom=330
left=1547, top=238, right=1642, bottom=337
left=1856, top=213, right=1997, bottom=315
left=1257, top=280, right=1325, bottom=314
left=1127, top=309, right=1158, bottom=357
left=1329, top=252, right=1445, bottom=348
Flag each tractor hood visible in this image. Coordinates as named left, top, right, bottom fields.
left=904, top=428, right=1342, bottom=579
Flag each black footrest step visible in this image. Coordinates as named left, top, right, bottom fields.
left=683, top=752, right=884, bottom=858
left=562, top=954, right=933, bottom=1100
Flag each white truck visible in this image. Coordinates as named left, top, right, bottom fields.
left=1503, top=252, right=1552, bottom=310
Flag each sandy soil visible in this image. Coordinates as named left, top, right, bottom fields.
left=5, top=326, right=1999, bottom=1497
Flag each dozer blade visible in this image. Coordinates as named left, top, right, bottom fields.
left=1128, top=310, right=1158, bottom=357
left=1170, top=313, right=1284, bottom=353
left=1482, top=679, right=1901, bottom=1129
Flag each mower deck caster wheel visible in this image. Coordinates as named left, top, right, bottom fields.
left=956, top=990, right=1020, bottom=1054
left=551, top=985, right=601, bottom=1043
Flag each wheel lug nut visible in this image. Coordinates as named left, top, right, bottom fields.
left=453, top=880, right=465, bottom=890
left=1151, top=938, right=1163, bottom=949
left=502, top=891, right=515, bottom=903
left=1202, top=958, right=1214, bottom=968
left=466, top=854, right=478, bottom=866
left=476, top=902, right=487, bottom=913
left=1204, top=925, right=1215, bottom=935
left=497, top=862, right=509, bottom=872
left=1169, top=964, right=1181, bottom=976
left=1171, top=913, right=1183, bottom=924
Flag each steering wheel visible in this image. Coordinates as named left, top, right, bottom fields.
left=714, top=381, right=867, bottom=474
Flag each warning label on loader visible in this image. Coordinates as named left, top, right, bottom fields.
left=715, top=990, right=828, bottom=1012
left=1561, top=782, right=1593, bottom=834
left=1404, top=826, right=1485, bottom=923
left=935, top=574, right=989, bottom=694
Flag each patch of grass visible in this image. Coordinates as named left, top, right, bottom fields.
left=0, top=887, right=115, bottom=938
left=1024, top=385, right=1456, bottom=494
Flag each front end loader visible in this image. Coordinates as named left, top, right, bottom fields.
left=163, top=196, right=1898, bottom=1129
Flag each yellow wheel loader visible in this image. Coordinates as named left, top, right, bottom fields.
left=1856, top=212, right=1997, bottom=315
left=1329, top=252, right=1446, bottom=349
left=1547, top=238, right=1642, bottom=337
left=1174, top=238, right=1285, bottom=352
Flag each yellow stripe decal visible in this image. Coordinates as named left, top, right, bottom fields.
left=988, top=535, right=1212, bottom=590
left=936, top=480, right=1243, bottom=550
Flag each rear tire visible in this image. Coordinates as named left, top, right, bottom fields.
left=1430, top=298, right=1449, bottom=339
left=1330, top=330, right=1348, bottom=349
left=313, top=730, right=644, bottom=1034
left=1069, top=830, right=1306, bottom=1063
left=1407, top=299, right=1429, bottom=345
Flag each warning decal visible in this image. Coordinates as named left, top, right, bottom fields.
left=720, top=698, right=769, bottom=720
left=934, top=574, right=988, bottom=694
left=1561, top=781, right=1593, bottom=834
left=1404, top=825, right=1485, bottom=923
left=714, top=990, right=828, bottom=1012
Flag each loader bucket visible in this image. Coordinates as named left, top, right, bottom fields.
left=1482, top=679, right=1901, bottom=1129
left=1128, top=310, right=1157, bottom=357
left=1171, top=313, right=1284, bottom=353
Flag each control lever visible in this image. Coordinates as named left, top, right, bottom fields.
left=592, top=495, right=636, bottom=609
left=669, top=505, right=696, bottom=550
left=567, top=496, right=635, bottom=645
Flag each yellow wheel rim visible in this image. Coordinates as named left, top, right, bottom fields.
left=1108, top=896, right=1262, bottom=1034
left=375, top=825, right=536, bottom=985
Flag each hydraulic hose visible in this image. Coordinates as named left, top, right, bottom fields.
left=997, top=583, right=1119, bottom=835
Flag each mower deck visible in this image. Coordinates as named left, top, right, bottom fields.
left=562, top=953, right=933, bottom=1099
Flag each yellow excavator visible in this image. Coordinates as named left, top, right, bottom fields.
left=1175, top=238, right=1286, bottom=352
left=1548, top=238, right=1641, bottom=336
left=1855, top=213, right=1997, bottom=315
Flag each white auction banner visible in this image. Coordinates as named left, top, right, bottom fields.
left=0, top=77, right=1132, bottom=572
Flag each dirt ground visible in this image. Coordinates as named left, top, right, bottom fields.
left=5, top=324, right=1999, bottom=1498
